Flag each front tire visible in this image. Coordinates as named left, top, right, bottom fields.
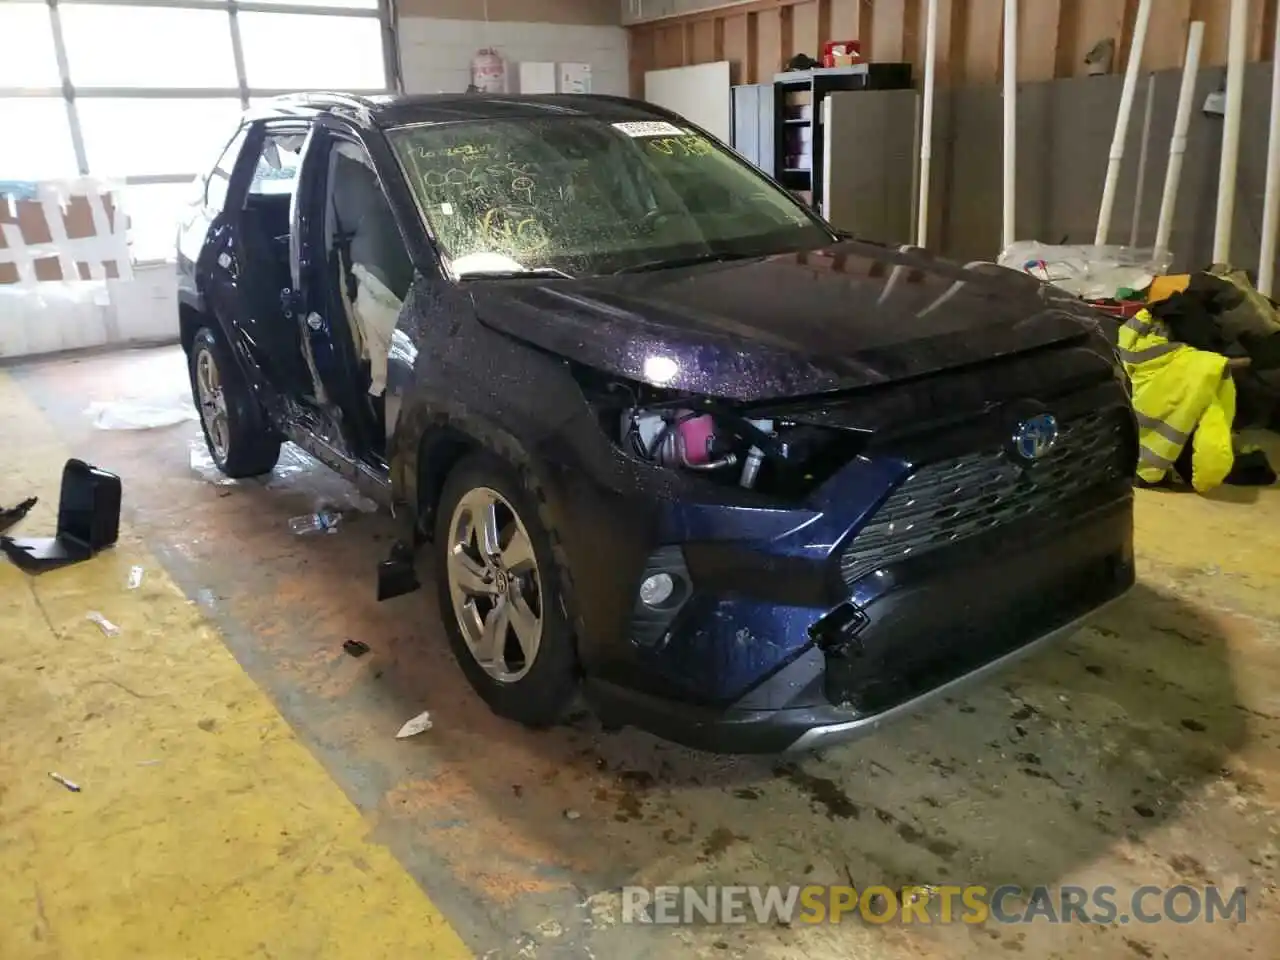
left=433, top=452, right=577, bottom=727
left=189, top=326, right=281, bottom=479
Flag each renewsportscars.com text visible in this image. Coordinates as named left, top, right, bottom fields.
left=621, top=884, right=1248, bottom=926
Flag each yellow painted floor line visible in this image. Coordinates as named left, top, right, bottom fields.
left=0, top=371, right=471, bottom=960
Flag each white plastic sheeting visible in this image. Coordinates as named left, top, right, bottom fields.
left=997, top=242, right=1173, bottom=301
left=189, top=439, right=379, bottom=515
left=86, top=396, right=198, bottom=430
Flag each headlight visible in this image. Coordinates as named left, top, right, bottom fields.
left=570, top=363, right=864, bottom=496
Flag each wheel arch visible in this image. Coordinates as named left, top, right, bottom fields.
left=410, top=415, right=557, bottom=535
left=178, top=301, right=209, bottom=355
left=415, top=424, right=480, bottom=541
left=409, top=414, right=584, bottom=651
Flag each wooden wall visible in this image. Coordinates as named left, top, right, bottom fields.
left=628, top=0, right=1280, bottom=94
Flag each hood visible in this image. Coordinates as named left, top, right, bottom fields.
left=467, top=240, right=1093, bottom=402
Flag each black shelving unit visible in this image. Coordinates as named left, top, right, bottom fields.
left=772, top=63, right=912, bottom=211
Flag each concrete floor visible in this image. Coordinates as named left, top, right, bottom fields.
left=1, top=344, right=1278, bottom=960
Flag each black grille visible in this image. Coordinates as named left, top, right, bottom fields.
left=839, top=409, right=1130, bottom=587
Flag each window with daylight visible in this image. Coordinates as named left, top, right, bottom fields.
left=0, top=0, right=392, bottom=263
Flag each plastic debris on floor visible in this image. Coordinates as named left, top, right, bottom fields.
left=86, top=610, right=120, bottom=637
left=998, top=242, right=1172, bottom=301
left=48, top=772, right=81, bottom=793
left=395, top=711, right=433, bottom=738
left=190, top=440, right=380, bottom=514
left=188, top=441, right=238, bottom=487
left=86, top=397, right=199, bottom=430
left=288, top=509, right=342, bottom=535
left=189, top=439, right=315, bottom=486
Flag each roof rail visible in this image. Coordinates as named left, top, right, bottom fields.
left=264, top=91, right=380, bottom=111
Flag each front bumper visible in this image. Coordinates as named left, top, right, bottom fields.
left=586, top=597, right=1127, bottom=754
left=583, top=492, right=1134, bottom=754
left=791, top=596, right=1127, bottom=751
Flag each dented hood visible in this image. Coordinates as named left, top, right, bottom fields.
left=467, top=240, right=1091, bottom=402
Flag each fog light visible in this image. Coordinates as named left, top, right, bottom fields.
left=639, top=572, right=675, bottom=606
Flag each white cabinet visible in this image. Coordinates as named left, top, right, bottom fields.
left=518, top=61, right=593, bottom=95
left=518, top=61, right=557, bottom=94
left=559, top=62, right=592, bottom=94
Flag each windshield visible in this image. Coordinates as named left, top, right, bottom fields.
left=387, top=116, right=833, bottom=278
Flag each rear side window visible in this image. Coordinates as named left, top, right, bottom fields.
left=204, top=127, right=248, bottom=212
left=248, top=130, right=307, bottom=196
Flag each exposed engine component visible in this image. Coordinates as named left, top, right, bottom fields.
left=571, top=363, right=865, bottom=497
left=622, top=408, right=779, bottom=488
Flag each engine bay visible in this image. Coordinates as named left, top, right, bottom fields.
left=572, top=365, right=866, bottom=497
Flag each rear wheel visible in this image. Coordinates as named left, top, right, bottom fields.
left=434, top=453, right=577, bottom=726
left=189, top=326, right=280, bottom=479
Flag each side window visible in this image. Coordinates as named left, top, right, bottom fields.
left=249, top=131, right=307, bottom=197
left=204, top=127, right=248, bottom=212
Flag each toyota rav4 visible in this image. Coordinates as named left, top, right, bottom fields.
left=177, top=92, right=1137, bottom=753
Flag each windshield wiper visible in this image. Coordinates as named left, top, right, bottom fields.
left=613, top=251, right=760, bottom=275
left=457, top=267, right=573, bottom=280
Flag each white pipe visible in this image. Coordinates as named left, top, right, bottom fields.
left=1001, top=0, right=1018, bottom=251
left=1258, top=11, right=1280, bottom=294
left=1129, top=75, right=1156, bottom=247
left=1154, top=21, right=1205, bottom=256
left=1095, top=0, right=1153, bottom=245
left=917, top=0, right=939, bottom=247
left=1213, top=0, right=1249, bottom=264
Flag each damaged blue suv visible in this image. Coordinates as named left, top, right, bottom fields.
left=177, top=92, right=1137, bottom=753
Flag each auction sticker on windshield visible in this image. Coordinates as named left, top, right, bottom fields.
left=613, top=121, right=685, bottom=138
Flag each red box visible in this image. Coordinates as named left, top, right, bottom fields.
left=822, top=40, right=862, bottom=68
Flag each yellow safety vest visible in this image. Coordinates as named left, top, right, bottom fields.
left=1116, top=309, right=1235, bottom=492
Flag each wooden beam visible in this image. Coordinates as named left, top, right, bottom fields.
left=747, top=10, right=760, bottom=82
left=757, top=8, right=784, bottom=77
left=690, top=19, right=719, bottom=62
left=948, top=0, right=972, bottom=83
left=780, top=3, right=795, bottom=65
left=1142, top=0, right=1191, bottom=72
left=1116, top=0, right=1139, bottom=71
left=829, top=0, right=858, bottom=41
left=902, top=0, right=922, bottom=74
left=963, top=0, right=1002, bottom=85
left=629, top=27, right=654, bottom=97
left=724, top=13, right=751, bottom=82
left=871, top=0, right=908, bottom=61
left=1055, top=0, right=1081, bottom=78
left=1020, top=0, right=1066, bottom=82
left=1265, top=0, right=1279, bottom=62
left=931, top=0, right=965, bottom=85
left=1248, top=0, right=1269, bottom=60
left=791, top=0, right=821, bottom=58
left=655, top=24, right=686, bottom=70
left=1074, top=0, right=1125, bottom=76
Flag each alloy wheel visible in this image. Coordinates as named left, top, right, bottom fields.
left=195, top=347, right=230, bottom=461
left=445, top=486, right=544, bottom=683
